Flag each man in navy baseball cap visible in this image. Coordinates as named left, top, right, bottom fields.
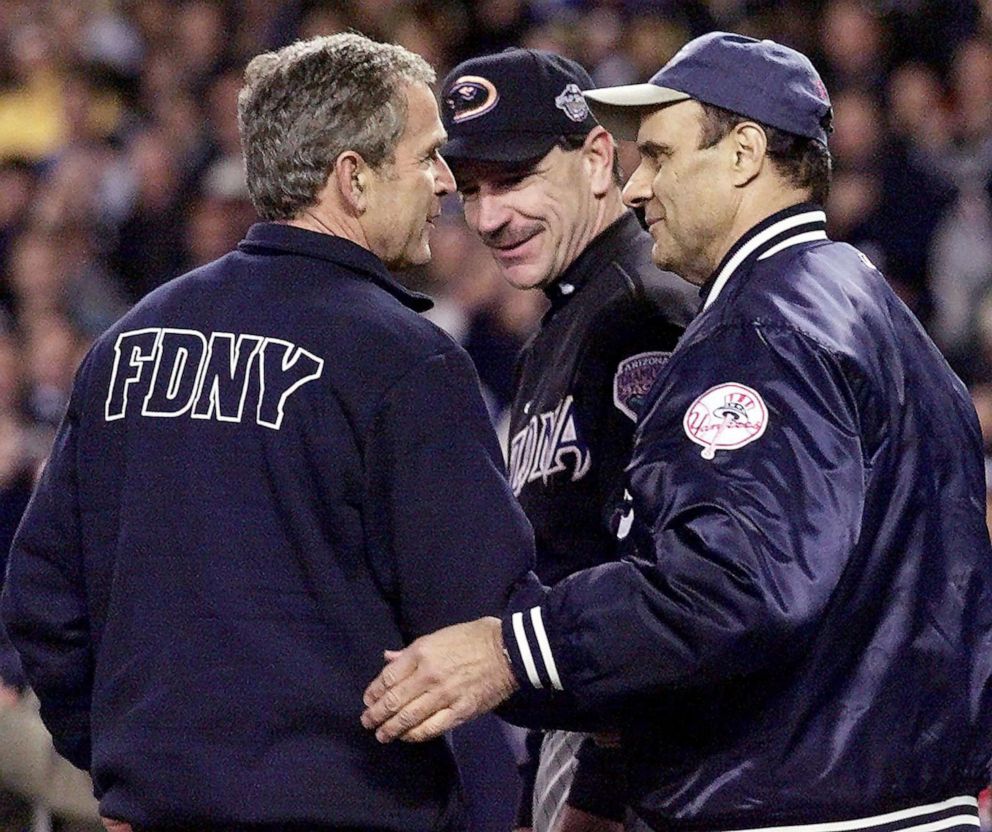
left=580, top=31, right=835, bottom=285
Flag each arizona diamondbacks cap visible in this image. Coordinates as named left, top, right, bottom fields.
left=583, top=31, right=833, bottom=145
left=440, top=48, right=599, bottom=164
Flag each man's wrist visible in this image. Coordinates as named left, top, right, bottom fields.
left=488, top=616, right=520, bottom=696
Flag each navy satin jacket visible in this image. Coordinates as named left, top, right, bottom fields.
left=502, top=203, right=992, bottom=829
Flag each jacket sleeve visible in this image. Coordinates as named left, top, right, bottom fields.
left=365, top=342, right=537, bottom=639
left=501, top=321, right=869, bottom=720
left=1, top=390, right=94, bottom=770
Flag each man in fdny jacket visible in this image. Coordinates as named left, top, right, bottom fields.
left=1, top=33, right=534, bottom=832
left=362, top=32, right=992, bottom=832
left=439, top=49, right=697, bottom=831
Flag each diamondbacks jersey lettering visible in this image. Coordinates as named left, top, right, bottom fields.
left=104, top=327, right=324, bottom=429
left=508, top=395, right=591, bottom=496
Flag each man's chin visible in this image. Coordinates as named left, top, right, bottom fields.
left=391, top=244, right=432, bottom=271
left=495, top=261, right=547, bottom=291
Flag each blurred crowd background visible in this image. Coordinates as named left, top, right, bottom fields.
left=0, top=0, right=992, bottom=829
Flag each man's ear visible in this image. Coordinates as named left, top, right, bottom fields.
left=334, top=150, right=370, bottom=214
left=582, top=126, right=617, bottom=197
left=730, top=122, right=767, bottom=188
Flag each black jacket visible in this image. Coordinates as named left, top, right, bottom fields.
left=508, top=211, right=698, bottom=584
left=507, top=212, right=697, bottom=822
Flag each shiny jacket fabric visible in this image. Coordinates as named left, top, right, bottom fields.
left=2, top=223, right=535, bottom=831
left=502, top=204, right=992, bottom=829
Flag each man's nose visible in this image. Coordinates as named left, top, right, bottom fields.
left=435, top=153, right=456, bottom=196
left=622, top=161, right=652, bottom=209
left=472, top=192, right=512, bottom=237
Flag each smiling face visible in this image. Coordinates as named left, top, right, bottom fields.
left=454, top=143, right=605, bottom=290
left=622, top=100, right=739, bottom=285
left=362, top=82, right=456, bottom=270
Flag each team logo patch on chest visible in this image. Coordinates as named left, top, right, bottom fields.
left=508, top=395, right=591, bottom=496
left=613, top=351, right=671, bottom=421
left=683, top=383, right=767, bottom=459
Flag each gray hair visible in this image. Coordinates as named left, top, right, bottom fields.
left=237, top=33, right=435, bottom=221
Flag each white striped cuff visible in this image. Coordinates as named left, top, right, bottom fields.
left=721, top=795, right=980, bottom=832
left=510, top=606, right=563, bottom=691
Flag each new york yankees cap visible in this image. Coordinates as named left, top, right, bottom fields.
left=583, top=31, right=833, bottom=145
left=440, top=48, right=599, bottom=165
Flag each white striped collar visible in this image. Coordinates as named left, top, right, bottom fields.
left=701, top=205, right=828, bottom=312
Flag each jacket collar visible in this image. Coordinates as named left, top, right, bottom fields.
left=698, top=202, right=827, bottom=311
left=237, top=222, right=434, bottom=312
left=542, top=211, right=644, bottom=310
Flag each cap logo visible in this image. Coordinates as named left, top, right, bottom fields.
left=555, top=83, right=589, bottom=122
left=445, top=75, right=499, bottom=123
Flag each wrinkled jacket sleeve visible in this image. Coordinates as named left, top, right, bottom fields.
left=1, top=384, right=93, bottom=769
left=365, top=342, right=538, bottom=638
left=501, top=321, right=868, bottom=721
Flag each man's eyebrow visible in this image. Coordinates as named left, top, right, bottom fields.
left=637, top=140, right=673, bottom=158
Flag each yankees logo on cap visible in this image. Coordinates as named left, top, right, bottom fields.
left=445, top=75, right=499, bottom=123
left=683, top=382, right=767, bottom=459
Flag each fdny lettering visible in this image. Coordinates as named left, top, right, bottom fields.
left=508, top=395, right=591, bottom=496
left=104, top=328, right=324, bottom=430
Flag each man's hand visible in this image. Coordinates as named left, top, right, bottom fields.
left=101, top=819, right=133, bottom=832
left=361, top=616, right=519, bottom=742
left=554, top=806, right=624, bottom=832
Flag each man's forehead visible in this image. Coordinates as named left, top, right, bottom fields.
left=635, top=99, right=700, bottom=145
left=450, top=155, right=545, bottom=184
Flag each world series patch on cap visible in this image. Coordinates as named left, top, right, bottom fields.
left=441, top=48, right=599, bottom=164
left=583, top=31, right=833, bottom=145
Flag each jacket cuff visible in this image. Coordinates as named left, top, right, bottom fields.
left=502, top=605, right=564, bottom=692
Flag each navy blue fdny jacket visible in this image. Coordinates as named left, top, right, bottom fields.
left=1, top=223, right=534, bottom=831
left=501, top=204, right=992, bottom=830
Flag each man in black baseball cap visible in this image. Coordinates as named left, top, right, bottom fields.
left=439, top=48, right=698, bottom=832
left=365, top=29, right=992, bottom=832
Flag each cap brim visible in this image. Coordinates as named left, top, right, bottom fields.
left=442, top=131, right=560, bottom=165
left=583, top=84, right=691, bottom=140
